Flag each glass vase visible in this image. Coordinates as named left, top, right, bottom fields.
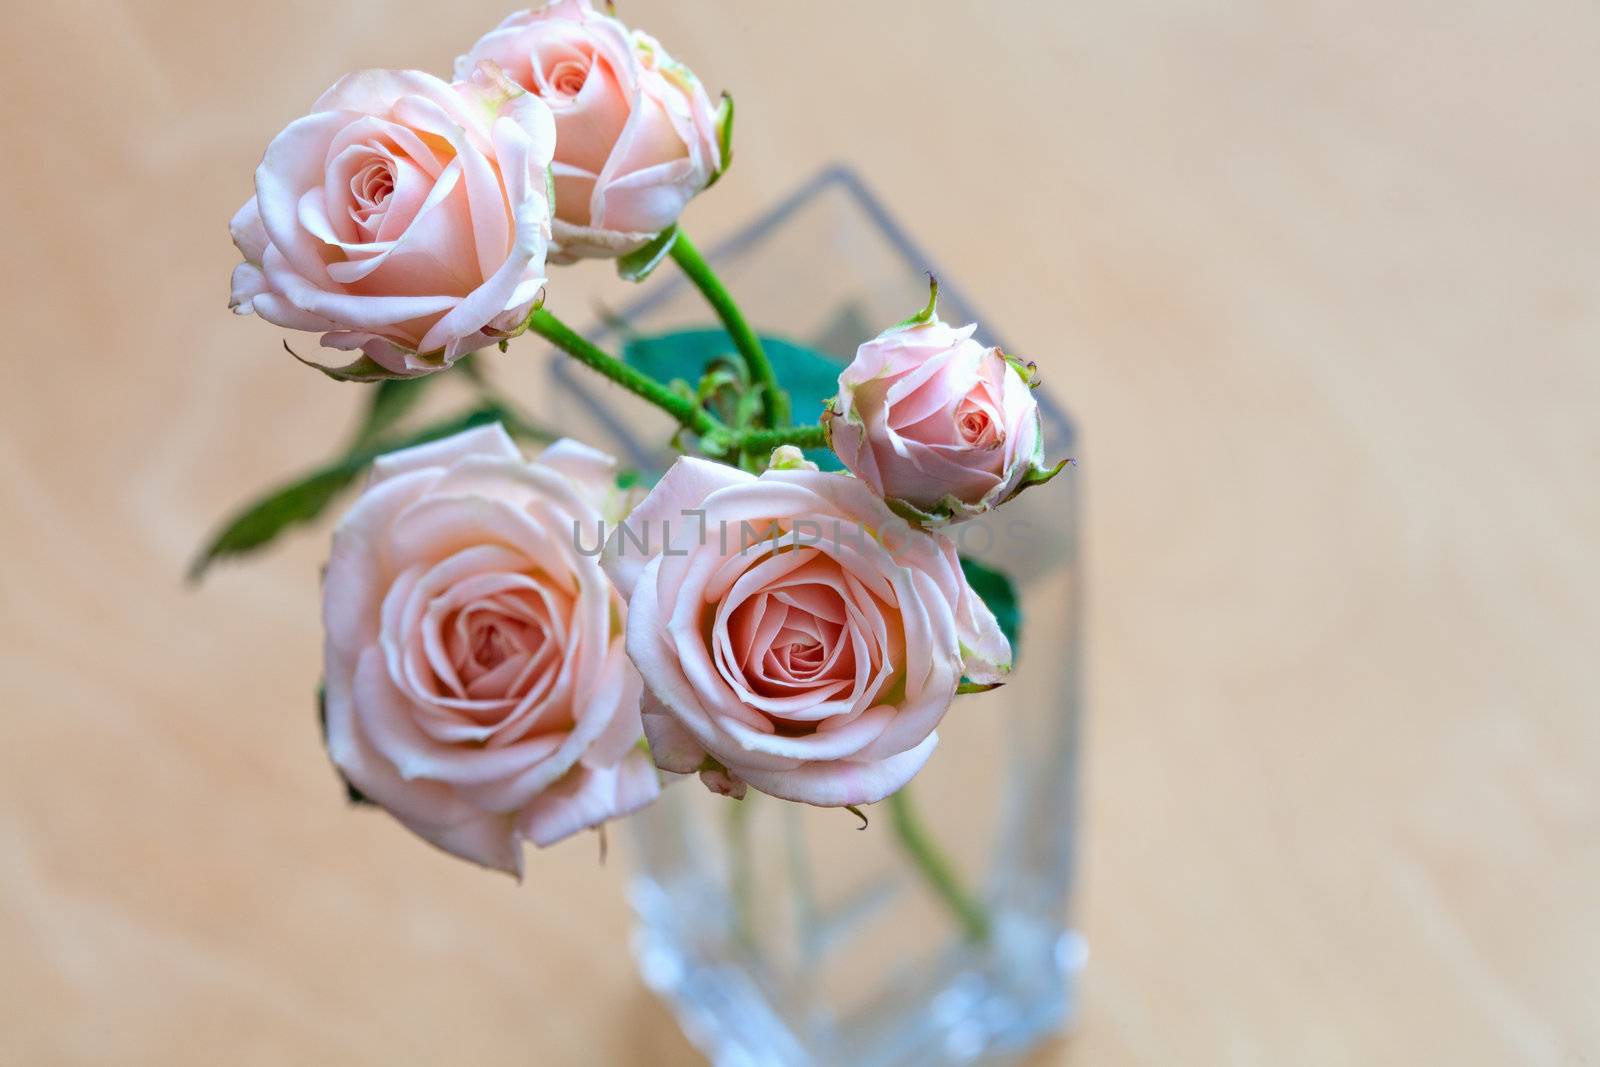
left=541, top=167, right=1084, bottom=1067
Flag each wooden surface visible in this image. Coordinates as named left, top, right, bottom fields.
left=4, top=1, right=1598, bottom=1063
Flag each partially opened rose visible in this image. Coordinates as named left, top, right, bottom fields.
left=322, top=424, right=657, bottom=875
left=824, top=285, right=1066, bottom=525
left=454, top=0, right=729, bottom=262
left=603, top=456, right=1010, bottom=807
left=230, top=68, right=556, bottom=379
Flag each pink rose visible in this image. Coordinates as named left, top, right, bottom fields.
left=230, top=68, right=556, bottom=379
left=825, top=289, right=1065, bottom=525
left=603, top=456, right=1010, bottom=807
left=454, top=1, right=729, bottom=262
left=322, top=424, right=657, bottom=875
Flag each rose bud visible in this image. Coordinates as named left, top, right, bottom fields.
left=454, top=0, right=730, bottom=263
left=824, top=280, right=1068, bottom=526
left=230, top=67, right=556, bottom=380
left=321, top=424, right=657, bottom=876
left=603, top=457, right=1011, bottom=807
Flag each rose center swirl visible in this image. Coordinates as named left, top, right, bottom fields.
left=546, top=56, right=592, bottom=99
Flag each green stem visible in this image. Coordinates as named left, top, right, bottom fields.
left=669, top=230, right=791, bottom=427
left=727, top=795, right=756, bottom=951
left=886, top=787, right=990, bottom=943
left=731, top=423, right=829, bottom=456
left=527, top=307, right=724, bottom=440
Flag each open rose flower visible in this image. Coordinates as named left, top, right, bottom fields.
left=454, top=1, right=729, bottom=262
left=824, top=283, right=1066, bottom=525
left=322, top=424, right=657, bottom=875
left=602, top=456, right=1010, bottom=807
left=230, top=68, right=556, bottom=379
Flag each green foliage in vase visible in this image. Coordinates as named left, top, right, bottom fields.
left=621, top=328, right=846, bottom=468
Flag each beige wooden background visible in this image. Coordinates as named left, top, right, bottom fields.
left=3, top=1, right=1598, bottom=1063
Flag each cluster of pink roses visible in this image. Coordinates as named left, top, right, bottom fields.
left=229, top=3, right=1065, bottom=876
left=230, top=0, right=728, bottom=378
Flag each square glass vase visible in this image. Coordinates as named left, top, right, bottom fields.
left=541, top=166, right=1084, bottom=1067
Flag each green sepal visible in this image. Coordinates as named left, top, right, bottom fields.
left=885, top=495, right=944, bottom=527
left=882, top=454, right=1072, bottom=530
left=844, top=804, right=870, bottom=829
left=956, top=680, right=1004, bottom=696
left=1000, top=349, right=1041, bottom=388
left=513, top=286, right=549, bottom=336
left=893, top=274, right=941, bottom=330
left=617, top=224, right=680, bottom=282
left=284, top=341, right=414, bottom=383
left=706, top=91, right=734, bottom=189
left=1023, top=456, right=1072, bottom=488
left=1001, top=456, right=1074, bottom=513
left=1010, top=404, right=1075, bottom=499
left=882, top=486, right=1004, bottom=529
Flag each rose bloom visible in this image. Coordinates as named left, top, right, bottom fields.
left=322, top=424, right=657, bottom=875
left=230, top=68, right=555, bottom=378
left=825, top=307, right=1062, bottom=525
left=454, top=0, right=727, bottom=261
left=604, top=456, right=1010, bottom=807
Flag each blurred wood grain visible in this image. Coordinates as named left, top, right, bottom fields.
left=3, top=1, right=1598, bottom=1063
